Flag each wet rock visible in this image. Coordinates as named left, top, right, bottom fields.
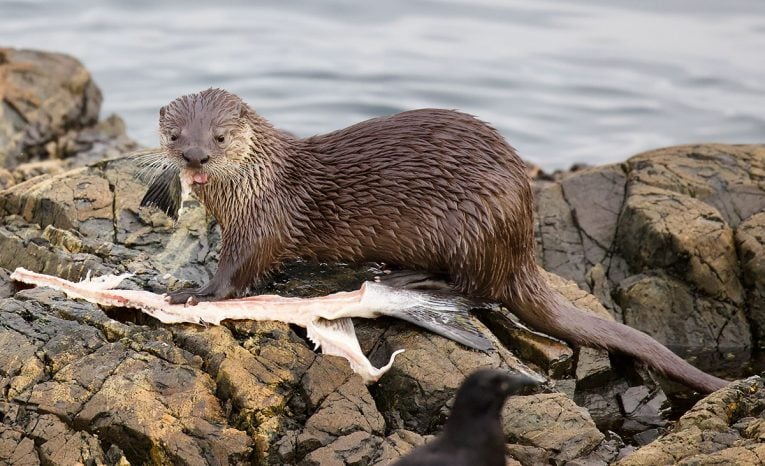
left=22, top=413, right=109, bottom=465
left=173, top=321, right=316, bottom=460
left=0, top=158, right=146, bottom=245
left=54, top=113, right=137, bottom=166
left=533, top=165, right=627, bottom=291
left=617, top=377, right=765, bottom=465
left=575, top=380, right=631, bottom=433
left=0, top=48, right=102, bottom=167
left=504, top=392, right=605, bottom=462
left=0, top=221, right=111, bottom=281
left=736, top=212, right=765, bottom=349
left=552, top=378, right=577, bottom=399
left=534, top=182, right=589, bottom=287
left=618, top=385, right=668, bottom=435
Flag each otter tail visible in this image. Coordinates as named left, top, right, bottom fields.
left=508, top=285, right=727, bottom=393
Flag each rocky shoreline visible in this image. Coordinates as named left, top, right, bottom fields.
left=1, top=48, right=764, bottom=465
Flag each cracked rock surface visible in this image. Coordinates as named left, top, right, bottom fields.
left=616, top=377, right=765, bottom=465
left=1, top=48, right=764, bottom=465
left=534, top=144, right=764, bottom=368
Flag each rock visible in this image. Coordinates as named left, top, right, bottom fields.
left=534, top=143, right=765, bottom=378
left=616, top=377, right=765, bottom=465
left=370, top=430, right=426, bottom=465
left=480, top=307, right=574, bottom=378
left=299, top=431, right=381, bottom=466
left=505, top=444, right=551, bottom=465
left=0, top=167, right=14, bottom=189
left=618, top=183, right=744, bottom=305
left=533, top=165, right=627, bottom=291
left=616, top=273, right=751, bottom=359
left=534, top=182, right=589, bottom=287
left=0, top=48, right=102, bottom=167
left=576, top=347, right=615, bottom=388
left=503, top=392, right=605, bottom=462
left=566, top=431, right=628, bottom=466
left=298, top=373, right=385, bottom=450
left=173, top=321, right=316, bottom=460
left=0, top=425, right=40, bottom=466
left=0, top=158, right=148, bottom=245
left=367, top=316, right=537, bottom=434
left=736, top=212, right=765, bottom=349
left=0, top=293, right=254, bottom=465
left=618, top=385, right=668, bottom=434
left=575, top=380, right=631, bottom=433
left=21, top=413, right=108, bottom=465
left=626, top=144, right=765, bottom=228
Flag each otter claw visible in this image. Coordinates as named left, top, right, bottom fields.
left=165, top=289, right=211, bottom=305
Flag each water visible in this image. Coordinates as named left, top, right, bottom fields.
left=2, top=0, right=764, bottom=169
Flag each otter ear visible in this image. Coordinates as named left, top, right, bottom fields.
left=159, top=106, right=167, bottom=119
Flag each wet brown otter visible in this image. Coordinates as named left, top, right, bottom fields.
left=141, top=88, right=726, bottom=393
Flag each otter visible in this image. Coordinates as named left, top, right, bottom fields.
left=141, top=88, right=726, bottom=393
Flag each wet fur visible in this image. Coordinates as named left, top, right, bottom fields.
left=147, top=88, right=727, bottom=393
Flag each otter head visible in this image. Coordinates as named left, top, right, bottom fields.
left=159, top=88, right=253, bottom=186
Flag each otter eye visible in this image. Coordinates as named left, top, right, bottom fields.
left=170, top=134, right=178, bottom=142
left=216, top=135, right=225, bottom=143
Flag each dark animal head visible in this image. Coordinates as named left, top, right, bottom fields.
left=451, top=369, right=539, bottom=419
left=158, top=88, right=258, bottom=186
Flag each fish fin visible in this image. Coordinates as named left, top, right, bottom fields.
left=140, top=167, right=181, bottom=219
left=363, top=284, right=494, bottom=352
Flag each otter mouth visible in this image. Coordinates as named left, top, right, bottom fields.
left=191, top=172, right=209, bottom=185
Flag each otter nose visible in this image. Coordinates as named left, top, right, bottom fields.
left=181, top=147, right=209, bottom=168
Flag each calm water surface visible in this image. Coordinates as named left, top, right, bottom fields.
left=2, top=0, right=764, bottom=169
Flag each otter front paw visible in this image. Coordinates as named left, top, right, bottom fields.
left=166, top=282, right=232, bottom=305
left=165, top=288, right=212, bottom=305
